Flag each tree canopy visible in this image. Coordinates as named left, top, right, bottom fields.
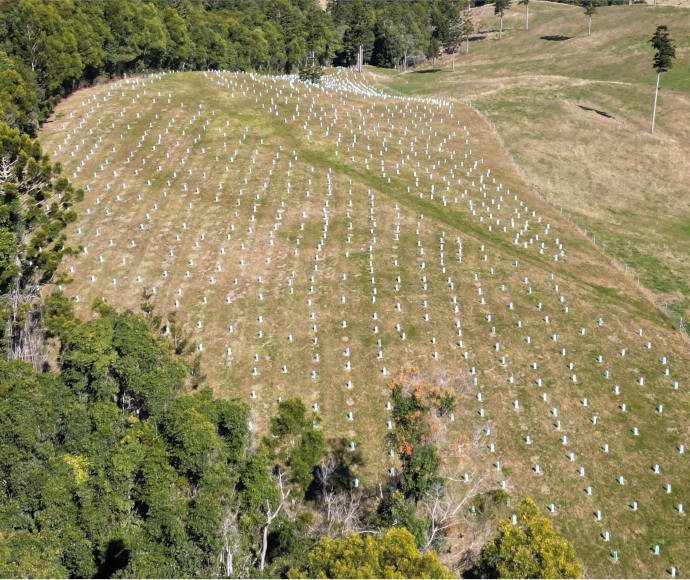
left=288, top=528, right=454, bottom=579
left=650, top=25, right=676, bottom=74
left=0, top=122, right=81, bottom=368
left=473, top=498, right=582, bottom=579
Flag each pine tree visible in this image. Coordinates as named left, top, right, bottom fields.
left=462, top=16, right=475, bottom=54
left=0, top=123, right=81, bottom=368
left=443, top=2, right=464, bottom=71
left=649, top=25, right=676, bottom=133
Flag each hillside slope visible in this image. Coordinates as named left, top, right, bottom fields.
left=40, top=70, right=688, bottom=577
left=372, top=1, right=690, bottom=322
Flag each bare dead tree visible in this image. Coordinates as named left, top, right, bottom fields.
left=421, top=470, right=492, bottom=553
left=219, top=508, right=241, bottom=577
left=321, top=490, right=366, bottom=536
left=314, top=453, right=367, bottom=536
left=5, top=280, right=45, bottom=369
left=259, top=470, right=290, bottom=572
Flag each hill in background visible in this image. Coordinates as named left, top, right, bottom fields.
left=372, top=1, right=690, bottom=326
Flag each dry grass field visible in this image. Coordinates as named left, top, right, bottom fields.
left=39, top=68, right=688, bottom=577
left=372, top=1, right=690, bottom=322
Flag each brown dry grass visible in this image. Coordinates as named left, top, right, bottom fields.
left=39, top=69, right=689, bottom=578
left=372, top=1, right=690, bottom=316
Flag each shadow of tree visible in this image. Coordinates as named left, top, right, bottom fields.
left=578, top=104, right=615, bottom=119
left=96, top=539, right=130, bottom=578
left=541, top=34, right=572, bottom=41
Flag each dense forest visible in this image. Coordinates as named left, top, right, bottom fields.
left=0, top=0, right=635, bottom=137
left=0, top=290, right=456, bottom=577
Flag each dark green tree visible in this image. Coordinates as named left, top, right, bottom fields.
left=338, top=0, right=375, bottom=67
left=0, top=123, right=80, bottom=368
left=426, top=37, right=441, bottom=66
left=0, top=54, right=38, bottom=135
left=10, top=0, right=84, bottom=114
left=267, top=397, right=326, bottom=496
left=371, top=18, right=403, bottom=69
left=649, top=25, right=676, bottom=133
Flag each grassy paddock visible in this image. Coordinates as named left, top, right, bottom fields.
left=39, top=69, right=688, bottom=577
left=371, top=1, right=690, bottom=317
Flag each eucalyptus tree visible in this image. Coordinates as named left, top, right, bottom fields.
left=495, top=0, right=512, bottom=40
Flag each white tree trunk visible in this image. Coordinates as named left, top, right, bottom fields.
left=588, top=15, right=592, bottom=36
left=259, top=523, right=269, bottom=571
left=466, top=36, right=470, bottom=53
left=451, top=50, right=455, bottom=71
left=499, top=15, right=503, bottom=39
left=526, top=4, right=529, bottom=29
left=651, top=72, right=660, bottom=134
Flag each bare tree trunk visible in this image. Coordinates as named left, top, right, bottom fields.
left=651, top=72, right=660, bottom=133
left=499, top=15, right=503, bottom=39
left=220, top=548, right=233, bottom=577
left=259, top=476, right=288, bottom=572
left=259, top=523, right=269, bottom=572
left=466, top=36, right=470, bottom=53
left=588, top=15, right=592, bottom=36
left=403, top=48, right=408, bottom=71
left=220, top=510, right=239, bottom=577
left=5, top=280, right=45, bottom=371
left=526, top=4, right=529, bottom=29
left=451, top=50, right=455, bottom=71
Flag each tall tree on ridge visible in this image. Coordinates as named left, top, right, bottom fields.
left=462, top=16, right=474, bottom=54
left=649, top=25, right=676, bottom=134
left=581, top=0, right=597, bottom=36
left=494, top=0, right=512, bottom=40
left=443, top=1, right=463, bottom=71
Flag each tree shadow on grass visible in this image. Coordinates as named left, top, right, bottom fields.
left=541, top=34, right=572, bottom=41
left=578, top=105, right=615, bottom=119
